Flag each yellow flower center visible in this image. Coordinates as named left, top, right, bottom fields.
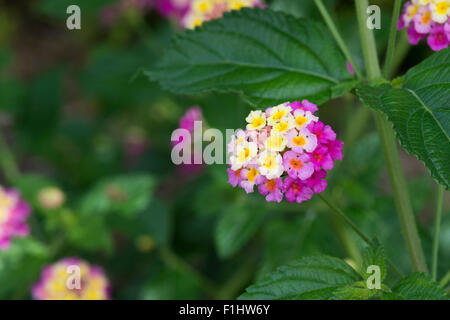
left=252, top=117, right=264, bottom=128
left=264, top=155, right=276, bottom=169
left=410, top=5, right=419, bottom=18
left=197, top=1, right=211, bottom=13
left=272, top=110, right=285, bottom=121
left=437, top=2, right=448, bottom=14
left=295, top=116, right=307, bottom=127
left=293, top=136, right=306, bottom=146
left=232, top=1, right=245, bottom=10
left=238, top=147, right=251, bottom=162
left=247, top=168, right=259, bottom=182
left=275, top=121, right=289, bottom=132
left=422, top=11, right=431, bottom=24
left=193, top=19, right=203, bottom=27
left=267, top=135, right=283, bottom=150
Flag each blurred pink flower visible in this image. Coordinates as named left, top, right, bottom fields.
left=101, top=0, right=154, bottom=26
left=0, top=187, right=30, bottom=250
left=32, top=258, right=110, bottom=300
left=179, top=106, right=202, bottom=132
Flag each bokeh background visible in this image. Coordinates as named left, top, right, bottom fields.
left=0, top=0, right=448, bottom=299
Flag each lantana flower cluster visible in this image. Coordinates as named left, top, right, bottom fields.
left=398, top=0, right=450, bottom=51
left=0, top=186, right=30, bottom=250
left=181, top=0, right=264, bottom=29
left=227, top=101, right=343, bottom=203
left=155, top=0, right=191, bottom=23
left=32, top=258, right=110, bottom=300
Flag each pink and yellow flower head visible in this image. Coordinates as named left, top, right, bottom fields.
left=0, top=186, right=30, bottom=250
left=155, top=0, right=191, bottom=22
left=227, top=100, right=343, bottom=203
left=32, top=258, right=110, bottom=300
left=182, top=0, right=264, bottom=29
left=398, top=0, right=450, bottom=50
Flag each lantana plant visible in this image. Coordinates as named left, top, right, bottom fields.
left=148, top=0, right=450, bottom=300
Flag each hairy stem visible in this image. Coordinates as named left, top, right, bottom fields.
left=355, top=0, right=428, bottom=273
left=313, top=0, right=362, bottom=79
left=319, top=194, right=403, bottom=277
left=355, top=0, right=381, bottom=77
left=328, top=212, right=363, bottom=267
left=432, top=185, right=444, bottom=281
left=382, top=0, right=403, bottom=79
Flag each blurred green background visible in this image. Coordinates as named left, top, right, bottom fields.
left=0, top=0, right=448, bottom=299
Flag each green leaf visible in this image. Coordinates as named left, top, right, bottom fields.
left=67, top=215, right=113, bottom=253
left=0, top=237, right=49, bottom=299
left=13, top=174, right=57, bottom=208
left=380, top=292, right=404, bottom=300
left=108, top=199, right=172, bottom=246
left=147, top=8, right=353, bottom=107
left=140, top=268, right=201, bottom=300
left=79, top=174, right=155, bottom=217
left=257, top=213, right=316, bottom=279
left=215, top=203, right=267, bottom=259
left=389, top=273, right=448, bottom=300
left=356, top=48, right=450, bottom=189
left=331, top=285, right=376, bottom=300
left=361, top=240, right=387, bottom=282
left=239, top=255, right=362, bottom=300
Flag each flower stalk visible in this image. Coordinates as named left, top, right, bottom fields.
left=355, top=0, right=428, bottom=273
left=313, top=0, right=363, bottom=79
left=432, top=185, right=444, bottom=281
left=383, top=0, right=403, bottom=78
left=319, top=193, right=403, bottom=277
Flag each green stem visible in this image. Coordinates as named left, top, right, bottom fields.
left=319, top=193, right=372, bottom=245
left=217, top=253, right=257, bottom=300
left=0, top=129, right=20, bottom=184
left=355, top=0, right=428, bottom=273
left=440, top=270, right=450, bottom=288
left=329, top=212, right=363, bottom=267
left=313, top=0, right=362, bottom=79
left=319, top=193, right=403, bottom=278
left=159, top=247, right=217, bottom=297
left=355, top=0, right=381, bottom=78
left=389, top=32, right=411, bottom=78
left=382, top=0, right=402, bottom=79
left=432, top=185, right=444, bottom=281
